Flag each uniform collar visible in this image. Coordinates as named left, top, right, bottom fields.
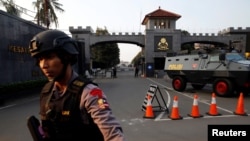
left=52, top=70, right=79, bottom=98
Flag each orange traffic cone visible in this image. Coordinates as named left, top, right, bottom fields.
left=143, top=95, right=155, bottom=119
left=233, top=93, right=247, bottom=116
left=206, top=93, right=221, bottom=116
left=169, top=96, right=182, bottom=120
left=188, top=94, right=203, bottom=118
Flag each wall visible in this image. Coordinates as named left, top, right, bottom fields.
left=0, top=10, right=45, bottom=85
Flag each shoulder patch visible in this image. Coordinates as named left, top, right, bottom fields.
left=90, top=88, right=103, bottom=98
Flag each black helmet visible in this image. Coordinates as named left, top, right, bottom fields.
left=29, top=30, right=79, bottom=58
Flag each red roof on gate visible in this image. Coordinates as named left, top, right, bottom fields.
left=142, top=6, right=181, bottom=25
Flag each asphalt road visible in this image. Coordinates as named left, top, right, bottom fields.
left=0, top=70, right=250, bottom=141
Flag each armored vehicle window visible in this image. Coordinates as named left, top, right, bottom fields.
left=200, top=54, right=208, bottom=59
left=226, top=53, right=245, bottom=61
left=194, top=58, right=199, bottom=61
left=209, top=55, right=219, bottom=62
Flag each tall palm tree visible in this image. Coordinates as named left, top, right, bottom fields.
left=0, top=0, right=20, bottom=17
left=32, top=0, right=64, bottom=29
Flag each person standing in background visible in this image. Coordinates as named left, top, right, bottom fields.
left=112, top=66, right=117, bottom=78
left=134, top=65, right=139, bottom=77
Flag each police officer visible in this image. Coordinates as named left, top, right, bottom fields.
left=29, top=29, right=125, bottom=141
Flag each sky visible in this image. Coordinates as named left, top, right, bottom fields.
left=1, top=0, right=250, bottom=62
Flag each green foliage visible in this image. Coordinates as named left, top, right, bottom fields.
left=0, top=0, right=20, bottom=17
left=131, top=51, right=143, bottom=65
left=91, top=27, right=120, bottom=69
left=181, top=30, right=191, bottom=36
left=181, top=44, right=194, bottom=54
left=0, top=79, right=48, bottom=94
left=32, top=0, right=64, bottom=28
left=180, top=30, right=193, bottom=53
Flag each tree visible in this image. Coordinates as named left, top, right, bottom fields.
left=91, top=27, right=120, bottom=69
left=181, top=30, right=193, bottom=53
left=32, top=0, right=64, bottom=28
left=0, top=0, right=20, bottom=17
left=181, top=30, right=190, bottom=36
left=131, top=51, right=142, bottom=65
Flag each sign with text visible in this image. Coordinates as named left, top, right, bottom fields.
left=208, top=125, right=250, bottom=141
left=141, top=84, right=168, bottom=113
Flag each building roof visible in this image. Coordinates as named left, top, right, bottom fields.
left=142, top=7, right=181, bottom=25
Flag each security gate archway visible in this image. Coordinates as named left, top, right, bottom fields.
left=70, top=26, right=247, bottom=77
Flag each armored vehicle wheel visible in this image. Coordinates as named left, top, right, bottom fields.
left=191, top=84, right=205, bottom=90
left=213, top=78, right=233, bottom=97
left=172, top=76, right=187, bottom=92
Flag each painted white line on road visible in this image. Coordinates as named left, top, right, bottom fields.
left=164, top=89, right=171, bottom=107
left=146, top=78, right=173, bottom=121
left=155, top=112, right=166, bottom=121
left=0, top=104, right=16, bottom=110
left=180, top=93, right=234, bottom=114
left=155, top=114, right=249, bottom=121
left=0, top=97, right=39, bottom=111
left=147, top=78, right=173, bottom=91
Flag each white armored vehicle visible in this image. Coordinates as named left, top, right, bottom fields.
left=164, top=48, right=250, bottom=97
